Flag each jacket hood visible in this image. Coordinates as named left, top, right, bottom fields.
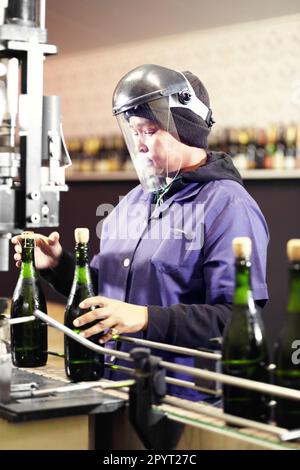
left=152, top=151, right=243, bottom=203
left=181, top=151, right=243, bottom=186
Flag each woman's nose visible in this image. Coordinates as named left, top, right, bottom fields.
left=137, top=136, right=148, bottom=153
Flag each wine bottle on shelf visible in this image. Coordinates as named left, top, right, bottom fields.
left=221, top=237, right=270, bottom=422
left=67, top=138, right=82, bottom=173
left=10, top=232, right=48, bottom=367
left=246, top=127, right=257, bottom=169
left=222, top=128, right=231, bottom=155
left=285, top=124, right=297, bottom=170
left=229, top=128, right=239, bottom=160
left=114, top=134, right=127, bottom=170
left=81, top=137, right=100, bottom=173
left=255, top=128, right=267, bottom=169
left=264, top=124, right=276, bottom=169
left=295, top=125, right=300, bottom=169
left=94, top=137, right=108, bottom=173
left=275, top=239, right=300, bottom=429
left=105, top=135, right=121, bottom=171
left=273, top=124, right=286, bottom=170
left=64, top=228, right=104, bottom=382
left=233, top=129, right=249, bottom=171
left=98, top=135, right=113, bottom=172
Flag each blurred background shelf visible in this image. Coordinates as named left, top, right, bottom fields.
left=66, top=169, right=300, bottom=182
left=241, top=169, right=300, bottom=179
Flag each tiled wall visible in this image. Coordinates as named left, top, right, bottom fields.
left=44, top=14, right=300, bottom=138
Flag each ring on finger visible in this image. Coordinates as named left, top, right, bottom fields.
left=111, top=327, right=119, bottom=337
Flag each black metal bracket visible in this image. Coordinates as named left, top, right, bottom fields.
left=128, top=347, right=183, bottom=450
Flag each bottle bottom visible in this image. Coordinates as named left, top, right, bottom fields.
left=223, top=401, right=268, bottom=424
left=12, top=352, right=48, bottom=368
left=223, top=386, right=269, bottom=423
left=64, top=336, right=104, bottom=382
left=65, top=362, right=104, bottom=382
left=275, top=375, right=300, bottom=429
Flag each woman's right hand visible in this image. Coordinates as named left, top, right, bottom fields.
left=11, top=231, right=63, bottom=270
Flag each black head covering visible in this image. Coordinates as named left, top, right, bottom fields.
left=172, top=71, right=211, bottom=148
left=124, top=70, right=212, bottom=149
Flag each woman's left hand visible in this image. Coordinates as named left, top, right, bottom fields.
left=73, top=296, right=148, bottom=343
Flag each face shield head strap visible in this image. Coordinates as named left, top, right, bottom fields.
left=169, top=73, right=215, bottom=129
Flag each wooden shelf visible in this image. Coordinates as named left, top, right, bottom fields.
left=66, top=169, right=300, bottom=182
left=241, top=169, right=300, bottom=179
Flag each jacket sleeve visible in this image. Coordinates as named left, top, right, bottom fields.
left=39, top=250, right=98, bottom=298
left=202, top=196, right=269, bottom=304
left=146, top=300, right=266, bottom=349
left=146, top=303, right=231, bottom=349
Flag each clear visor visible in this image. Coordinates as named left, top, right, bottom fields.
left=116, top=96, right=183, bottom=193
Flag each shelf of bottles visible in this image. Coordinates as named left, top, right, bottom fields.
left=65, top=134, right=136, bottom=181
left=65, top=123, right=300, bottom=181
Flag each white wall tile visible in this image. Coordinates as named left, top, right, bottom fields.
left=44, top=14, right=300, bottom=138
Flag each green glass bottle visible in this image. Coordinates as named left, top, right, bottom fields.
left=10, top=232, right=48, bottom=367
left=222, top=237, right=269, bottom=422
left=64, top=228, right=104, bottom=382
left=275, top=239, right=300, bottom=429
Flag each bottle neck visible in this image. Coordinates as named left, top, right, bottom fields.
left=233, top=257, right=253, bottom=306
left=287, top=261, right=300, bottom=313
left=21, top=244, right=36, bottom=279
left=74, top=243, right=91, bottom=284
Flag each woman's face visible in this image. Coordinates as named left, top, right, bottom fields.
left=129, top=116, right=183, bottom=173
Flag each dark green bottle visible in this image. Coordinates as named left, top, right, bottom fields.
left=222, top=237, right=269, bottom=422
left=10, top=232, right=48, bottom=367
left=64, top=228, right=104, bottom=382
left=275, top=239, right=300, bottom=429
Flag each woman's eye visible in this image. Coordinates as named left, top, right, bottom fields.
left=144, top=130, right=156, bottom=135
left=131, top=128, right=156, bottom=137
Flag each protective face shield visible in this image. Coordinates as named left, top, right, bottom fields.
left=116, top=96, right=184, bottom=192
left=112, top=64, right=213, bottom=193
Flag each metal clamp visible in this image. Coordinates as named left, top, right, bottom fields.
left=129, top=347, right=183, bottom=450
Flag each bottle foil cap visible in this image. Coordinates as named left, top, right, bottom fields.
left=21, top=231, right=35, bottom=247
left=22, top=231, right=35, bottom=239
left=75, top=228, right=89, bottom=244
left=287, top=239, right=300, bottom=261
left=232, top=236, right=252, bottom=259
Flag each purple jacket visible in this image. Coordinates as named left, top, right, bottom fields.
left=41, top=153, right=269, bottom=401
left=89, top=152, right=269, bottom=400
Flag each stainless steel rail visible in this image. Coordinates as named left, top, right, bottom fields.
left=105, top=362, right=221, bottom=396
left=34, top=310, right=300, bottom=401
left=119, top=335, right=221, bottom=360
left=162, top=396, right=287, bottom=438
left=34, top=309, right=131, bottom=362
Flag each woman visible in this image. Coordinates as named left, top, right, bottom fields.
left=12, top=64, right=269, bottom=400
